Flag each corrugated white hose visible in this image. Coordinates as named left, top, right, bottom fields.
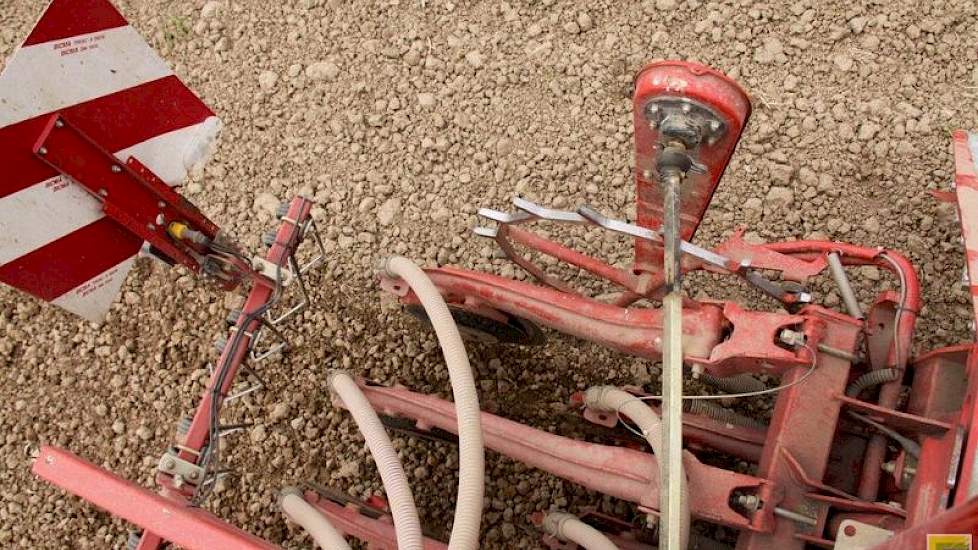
left=542, top=512, right=620, bottom=550
left=584, top=386, right=690, bottom=549
left=382, top=256, right=485, bottom=549
left=279, top=487, right=352, bottom=550
left=329, top=371, right=424, bottom=550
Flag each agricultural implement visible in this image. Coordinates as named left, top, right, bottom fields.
left=3, top=1, right=978, bottom=549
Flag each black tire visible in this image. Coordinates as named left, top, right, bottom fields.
left=404, top=304, right=546, bottom=346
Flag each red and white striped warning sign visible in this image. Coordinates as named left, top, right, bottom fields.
left=0, top=0, right=221, bottom=322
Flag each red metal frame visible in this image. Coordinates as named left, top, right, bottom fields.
left=28, top=58, right=978, bottom=550
left=32, top=114, right=228, bottom=282
left=34, top=195, right=315, bottom=549
left=632, top=61, right=751, bottom=269
left=32, top=446, right=278, bottom=550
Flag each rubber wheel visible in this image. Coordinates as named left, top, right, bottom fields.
left=405, top=304, right=546, bottom=346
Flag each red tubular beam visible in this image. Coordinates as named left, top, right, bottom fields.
left=504, top=225, right=649, bottom=295
left=302, top=491, right=448, bottom=550
left=386, top=266, right=726, bottom=360
left=355, top=382, right=770, bottom=531
left=765, top=242, right=922, bottom=502
left=180, top=197, right=313, bottom=455
left=32, top=446, right=278, bottom=550
left=737, top=311, right=861, bottom=550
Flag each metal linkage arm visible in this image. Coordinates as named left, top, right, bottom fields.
left=301, top=489, right=448, bottom=550
left=350, top=381, right=776, bottom=532
left=578, top=205, right=811, bottom=305
left=33, top=447, right=278, bottom=550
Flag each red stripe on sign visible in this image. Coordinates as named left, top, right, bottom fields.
left=0, top=217, right=141, bottom=301
left=0, top=75, right=214, bottom=200
left=23, top=0, right=128, bottom=47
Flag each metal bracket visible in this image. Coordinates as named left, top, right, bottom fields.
left=157, top=449, right=205, bottom=487
left=833, top=520, right=892, bottom=549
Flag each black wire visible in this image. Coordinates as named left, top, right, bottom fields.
left=191, top=218, right=300, bottom=505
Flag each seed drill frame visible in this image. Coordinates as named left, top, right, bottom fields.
left=6, top=2, right=978, bottom=548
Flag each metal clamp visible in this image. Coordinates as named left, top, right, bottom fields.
left=158, top=449, right=205, bottom=486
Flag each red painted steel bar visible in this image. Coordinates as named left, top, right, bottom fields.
left=32, top=446, right=278, bottom=550
left=736, top=308, right=862, bottom=550
left=179, top=197, right=313, bottom=455
left=353, top=381, right=773, bottom=531
left=503, top=224, right=651, bottom=295
left=303, top=490, right=448, bottom=550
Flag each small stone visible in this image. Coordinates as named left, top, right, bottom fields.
left=201, top=1, right=222, bottom=18
left=270, top=403, right=290, bottom=422
left=111, top=420, right=126, bottom=435
left=250, top=424, right=268, bottom=444
left=94, top=404, right=108, bottom=417
left=655, top=0, right=677, bottom=10
left=860, top=266, right=881, bottom=281
left=258, top=70, right=278, bottom=91
left=833, top=53, right=853, bottom=72
left=863, top=217, right=881, bottom=233
left=765, top=186, right=794, bottom=208
left=577, top=12, right=593, bottom=32
left=378, top=198, right=402, bottom=226
left=464, top=50, right=484, bottom=68
left=254, top=192, right=280, bottom=214
left=306, top=61, right=340, bottom=82
left=562, top=21, right=580, bottom=34
left=417, top=93, right=436, bottom=108
left=857, top=121, right=878, bottom=141
left=136, top=425, right=153, bottom=441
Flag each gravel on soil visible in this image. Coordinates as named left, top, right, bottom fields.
left=1, top=0, right=977, bottom=548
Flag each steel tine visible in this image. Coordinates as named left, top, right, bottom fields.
left=477, top=207, right=533, bottom=224
left=472, top=226, right=498, bottom=238
left=577, top=205, right=661, bottom=242
left=512, top=197, right=587, bottom=223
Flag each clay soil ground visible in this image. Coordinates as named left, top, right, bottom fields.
left=2, top=0, right=978, bottom=548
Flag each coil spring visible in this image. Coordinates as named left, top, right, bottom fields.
left=845, top=368, right=901, bottom=398
left=683, top=400, right=767, bottom=430
left=699, top=373, right=767, bottom=395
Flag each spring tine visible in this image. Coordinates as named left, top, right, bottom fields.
left=224, top=382, right=263, bottom=403
left=512, top=197, right=586, bottom=223
left=578, top=204, right=733, bottom=270
left=472, top=226, right=498, bottom=238
left=578, top=204, right=662, bottom=241
left=477, top=207, right=533, bottom=224
left=216, top=423, right=252, bottom=437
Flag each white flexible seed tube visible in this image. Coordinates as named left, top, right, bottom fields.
left=542, top=512, right=620, bottom=550
left=584, top=386, right=690, bottom=550
left=329, top=371, right=424, bottom=550
left=383, top=256, right=485, bottom=549
left=280, top=487, right=352, bottom=550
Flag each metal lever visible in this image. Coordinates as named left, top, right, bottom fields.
left=512, top=196, right=587, bottom=224
left=576, top=205, right=732, bottom=270
left=577, top=205, right=809, bottom=305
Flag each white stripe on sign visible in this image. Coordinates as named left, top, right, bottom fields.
left=0, top=25, right=172, bottom=127
left=0, top=176, right=102, bottom=265
left=116, top=116, right=222, bottom=185
left=0, top=118, right=220, bottom=267
left=50, top=254, right=136, bottom=322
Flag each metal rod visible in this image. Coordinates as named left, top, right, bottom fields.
left=661, top=170, right=684, bottom=550
left=827, top=252, right=864, bottom=319
left=773, top=506, right=818, bottom=527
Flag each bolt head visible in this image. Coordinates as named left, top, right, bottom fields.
left=54, top=119, right=65, bottom=128
left=37, top=147, right=48, bottom=156
left=111, top=165, right=122, bottom=173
